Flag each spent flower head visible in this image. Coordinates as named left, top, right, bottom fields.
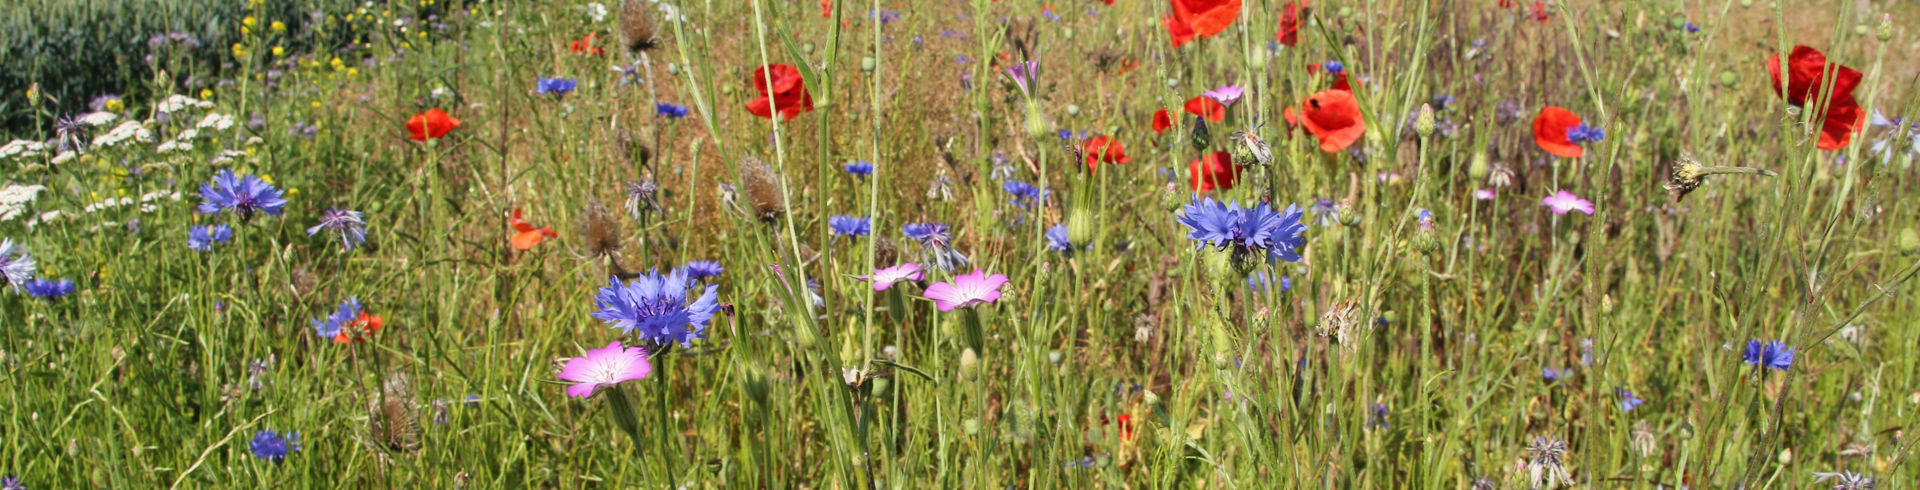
left=306, top=208, right=368, bottom=251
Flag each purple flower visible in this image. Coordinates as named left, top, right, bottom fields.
left=1616, top=388, right=1644, bottom=412
left=0, top=238, right=34, bottom=291
left=1743, top=339, right=1794, bottom=371
left=591, top=267, right=721, bottom=347
left=923, top=269, right=1009, bottom=311
left=1002, top=180, right=1049, bottom=210
left=197, top=170, right=288, bottom=218
left=188, top=225, right=233, bottom=252
left=557, top=341, right=653, bottom=398
left=1541, top=190, right=1594, bottom=215
left=249, top=429, right=300, bottom=462
left=1542, top=367, right=1572, bottom=384
left=1323, top=60, right=1345, bottom=74
left=1007, top=60, right=1038, bottom=95
left=656, top=103, right=690, bottom=119
left=306, top=208, right=368, bottom=251
left=1474, top=188, right=1497, bottom=201
left=685, top=260, right=724, bottom=280
left=1203, top=85, right=1245, bottom=107
left=1045, top=224, right=1072, bottom=252
left=902, top=222, right=970, bottom=271
left=843, top=160, right=874, bottom=176
left=869, top=263, right=924, bottom=291
left=1566, top=123, right=1606, bottom=144
left=535, top=77, right=578, bottom=96
left=22, top=278, right=74, bottom=300
left=0, top=474, right=20, bottom=490
left=830, top=215, right=871, bottom=237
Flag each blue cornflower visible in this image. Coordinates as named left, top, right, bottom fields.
left=535, top=77, right=578, bottom=96
left=22, top=278, right=74, bottom=300
left=1175, top=196, right=1310, bottom=264
left=684, top=260, right=724, bottom=280
left=1001, top=180, right=1049, bottom=210
left=1323, top=60, right=1345, bottom=74
left=902, top=222, right=951, bottom=245
left=1367, top=403, right=1389, bottom=430
left=188, top=225, right=234, bottom=252
left=1063, top=456, right=1098, bottom=469
left=1742, top=339, right=1794, bottom=372
left=843, top=161, right=875, bottom=176
left=249, top=429, right=300, bottom=462
left=1684, top=22, right=1699, bottom=33
left=306, top=208, right=368, bottom=251
left=902, top=222, right=970, bottom=271
left=1309, top=199, right=1340, bottom=226
left=0, top=474, right=20, bottom=490
left=1041, top=6, right=1059, bottom=21
left=1542, top=367, right=1572, bottom=384
left=1045, top=224, right=1072, bottom=252
left=830, top=215, right=872, bottom=237
left=591, top=267, right=721, bottom=347
left=1616, top=389, right=1644, bottom=412
left=868, top=9, right=901, bottom=24
left=310, top=296, right=363, bottom=340
left=1432, top=94, right=1455, bottom=111
left=196, top=170, right=288, bottom=218
left=656, top=103, right=690, bottom=119
left=1247, top=272, right=1291, bottom=293
left=1565, top=123, right=1606, bottom=144
left=0, top=238, right=34, bottom=291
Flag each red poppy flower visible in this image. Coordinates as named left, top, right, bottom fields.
left=1276, top=1, right=1306, bottom=47
left=1184, top=95, right=1228, bottom=123
left=1082, top=136, right=1129, bottom=173
left=406, top=108, right=461, bottom=141
left=1531, top=106, right=1585, bottom=158
left=509, top=208, right=558, bottom=251
left=1189, top=151, right=1239, bottom=192
left=333, top=311, right=384, bottom=344
left=820, top=0, right=831, bottom=18
left=570, top=33, right=606, bottom=56
left=1115, top=414, right=1136, bottom=441
left=1298, top=89, right=1366, bottom=153
left=1498, top=0, right=1516, bottom=7
left=1766, top=45, right=1863, bottom=108
left=1529, top=1, right=1549, bottom=22
left=1153, top=109, right=1176, bottom=135
left=1815, top=95, right=1865, bottom=150
left=745, top=64, right=816, bottom=121
left=1164, top=0, right=1242, bottom=47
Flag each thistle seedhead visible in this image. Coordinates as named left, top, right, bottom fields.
left=617, top=0, right=658, bottom=53
left=737, top=155, right=787, bottom=224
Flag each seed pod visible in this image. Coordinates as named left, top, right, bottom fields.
left=737, top=155, right=787, bottom=224
left=617, top=0, right=657, bottom=53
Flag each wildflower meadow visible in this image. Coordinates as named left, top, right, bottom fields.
left=6, top=0, right=1920, bottom=487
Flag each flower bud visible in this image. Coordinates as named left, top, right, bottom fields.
left=1719, top=70, right=1738, bottom=87
left=802, top=43, right=815, bottom=54
left=1897, top=228, right=1920, bottom=255
left=959, top=348, right=980, bottom=377
left=1414, top=104, right=1437, bottom=138
left=1411, top=231, right=1441, bottom=255
left=1066, top=104, right=1081, bottom=116
left=1468, top=151, right=1490, bottom=180
left=860, top=56, right=876, bottom=73
left=1024, top=101, right=1050, bottom=138
left=1879, top=14, right=1894, bottom=42
left=1067, top=208, right=1096, bottom=245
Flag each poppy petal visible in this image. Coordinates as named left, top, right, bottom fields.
left=1531, top=106, right=1584, bottom=158
left=1184, top=96, right=1228, bottom=123
left=1299, top=90, right=1366, bottom=153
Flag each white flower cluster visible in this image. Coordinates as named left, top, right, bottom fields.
left=156, top=94, right=214, bottom=114
left=0, top=184, right=47, bottom=222
left=587, top=2, right=608, bottom=22
left=77, top=112, right=119, bottom=127
left=0, top=139, right=47, bottom=160
left=94, top=121, right=155, bottom=147
left=196, top=113, right=236, bottom=131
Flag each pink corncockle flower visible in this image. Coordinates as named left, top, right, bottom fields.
left=557, top=341, right=652, bottom=398
left=924, top=269, right=1009, bottom=311
left=1204, top=85, right=1245, bottom=107
left=1541, top=190, right=1594, bottom=215
left=870, top=263, right=925, bottom=291
left=1474, top=188, right=1496, bottom=200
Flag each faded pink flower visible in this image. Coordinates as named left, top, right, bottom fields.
left=923, top=269, right=1009, bottom=311
left=557, top=341, right=652, bottom=398
left=1541, top=190, right=1594, bottom=215
left=1474, top=188, right=1496, bottom=200
left=1203, top=85, right=1245, bottom=107
left=870, top=263, right=925, bottom=291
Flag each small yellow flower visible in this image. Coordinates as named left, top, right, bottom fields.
left=346, top=68, right=360, bottom=77
left=245, top=147, right=258, bottom=157
left=24, top=86, right=36, bottom=100
left=416, top=31, right=426, bottom=38
left=272, top=46, right=285, bottom=57
left=400, top=42, right=412, bottom=50
left=270, top=21, right=286, bottom=32
left=309, top=100, right=322, bottom=109
left=289, top=187, right=300, bottom=195
left=355, top=7, right=366, bottom=15
left=231, top=43, right=250, bottom=57
left=242, top=16, right=257, bottom=28
left=104, top=98, right=124, bottom=112
left=199, top=89, right=212, bottom=100
left=346, top=13, right=355, bottom=22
